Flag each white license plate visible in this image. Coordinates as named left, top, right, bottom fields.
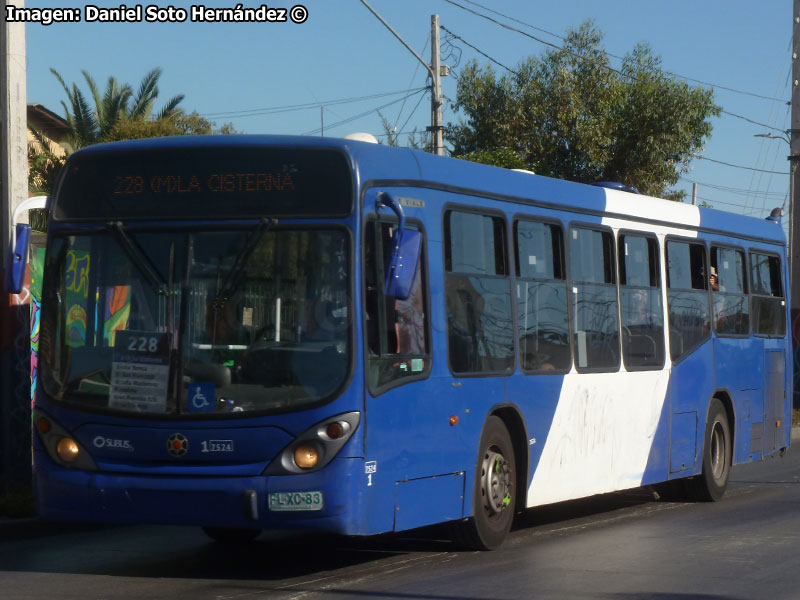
left=268, top=491, right=323, bottom=512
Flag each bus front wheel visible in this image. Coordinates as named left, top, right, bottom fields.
left=688, top=398, right=732, bottom=502
left=452, top=416, right=516, bottom=550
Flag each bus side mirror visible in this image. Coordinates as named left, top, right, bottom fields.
left=5, top=224, right=31, bottom=294
left=378, top=191, right=421, bottom=301
left=385, top=228, right=421, bottom=300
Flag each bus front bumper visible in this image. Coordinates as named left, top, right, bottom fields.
left=34, top=452, right=363, bottom=535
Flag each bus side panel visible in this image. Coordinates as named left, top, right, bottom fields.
left=640, top=393, right=672, bottom=486
left=362, top=376, right=500, bottom=534
left=526, top=370, right=670, bottom=507
left=763, top=347, right=787, bottom=455
left=505, top=374, right=564, bottom=499
left=668, top=342, right=715, bottom=478
left=714, top=337, right=764, bottom=464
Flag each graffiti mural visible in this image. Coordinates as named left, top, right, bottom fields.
left=29, top=248, right=45, bottom=407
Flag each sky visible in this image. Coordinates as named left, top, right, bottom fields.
left=19, top=0, right=794, bottom=225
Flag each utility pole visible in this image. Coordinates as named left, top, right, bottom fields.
left=429, top=15, right=444, bottom=156
left=2, top=0, right=27, bottom=267
left=359, top=1, right=445, bottom=155
left=792, top=0, right=800, bottom=410
left=1, top=0, right=29, bottom=492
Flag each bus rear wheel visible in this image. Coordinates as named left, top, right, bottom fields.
left=687, top=398, right=732, bottom=502
left=202, top=526, right=261, bottom=543
left=452, top=416, right=516, bottom=550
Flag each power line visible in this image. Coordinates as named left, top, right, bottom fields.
left=394, top=35, right=430, bottom=134
left=680, top=177, right=787, bottom=198
left=440, top=1, right=788, bottom=131
left=441, top=26, right=517, bottom=75
left=302, top=89, right=427, bottom=136
left=200, top=87, right=428, bottom=119
left=696, top=156, right=789, bottom=175
left=397, top=88, right=429, bottom=137
left=694, top=194, right=782, bottom=213
left=442, top=0, right=788, bottom=104
left=450, top=23, right=785, bottom=133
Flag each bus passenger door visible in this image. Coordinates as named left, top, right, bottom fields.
left=363, top=212, right=467, bottom=533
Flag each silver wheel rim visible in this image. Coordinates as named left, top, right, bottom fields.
left=710, top=421, right=726, bottom=482
left=481, top=449, right=512, bottom=515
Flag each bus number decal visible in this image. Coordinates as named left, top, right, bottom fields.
left=201, top=440, right=233, bottom=453
left=127, top=336, right=160, bottom=353
left=365, top=461, right=377, bottom=487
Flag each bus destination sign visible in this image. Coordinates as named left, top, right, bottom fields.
left=54, top=145, right=352, bottom=220
left=113, top=171, right=296, bottom=197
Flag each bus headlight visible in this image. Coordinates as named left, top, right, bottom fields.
left=265, top=412, right=360, bottom=475
left=33, top=408, right=97, bottom=471
left=56, top=438, right=81, bottom=462
left=293, top=444, right=320, bottom=469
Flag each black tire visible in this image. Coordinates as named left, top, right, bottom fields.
left=686, top=398, right=732, bottom=502
left=451, top=416, right=516, bottom=550
left=202, top=526, right=261, bottom=543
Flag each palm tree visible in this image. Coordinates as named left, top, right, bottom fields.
left=49, top=67, right=185, bottom=151
left=28, top=67, right=187, bottom=195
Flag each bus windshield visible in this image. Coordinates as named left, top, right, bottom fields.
left=39, top=226, right=351, bottom=416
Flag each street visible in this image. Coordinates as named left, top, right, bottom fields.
left=1, top=441, right=799, bottom=600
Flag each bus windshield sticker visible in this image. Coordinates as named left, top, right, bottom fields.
left=188, top=382, right=216, bottom=413
left=109, top=331, right=170, bottom=413
left=398, top=197, right=425, bottom=208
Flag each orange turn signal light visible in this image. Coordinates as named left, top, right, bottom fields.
left=326, top=422, right=344, bottom=439
left=36, top=417, right=51, bottom=434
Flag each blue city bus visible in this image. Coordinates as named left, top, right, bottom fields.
left=8, top=135, right=791, bottom=550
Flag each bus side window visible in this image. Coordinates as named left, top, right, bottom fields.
left=444, top=210, right=515, bottom=374
left=569, top=226, right=619, bottom=371
left=666, top=240, right=710, bottom=361
left=710, top=247, right=749, bottom=336
left=365, top=220, right=429, bottom=391
left=750, top=252, right=786, bottom=337
left=514, top=220, right=570, bottom=372
left=619, top=234, right=664, bottom=369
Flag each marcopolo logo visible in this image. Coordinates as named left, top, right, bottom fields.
left=167, top=433, right=189, bottom=457
left=93, top=435, right=134, bottom=451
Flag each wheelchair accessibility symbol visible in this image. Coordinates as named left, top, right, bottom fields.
left=188, top=382, right=215, bottom=413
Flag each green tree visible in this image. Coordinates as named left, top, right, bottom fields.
left=27, top=128, right=64, bottom=196
left=447, top=21, right=720, bottom=199
left=28, top=68, right=236, bottom=195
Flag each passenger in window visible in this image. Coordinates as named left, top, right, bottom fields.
left=629, top=290, right=653, bottom=324
left=709, top=267, right=720, bottom=292
left=395, top=268, right=425, bottom=354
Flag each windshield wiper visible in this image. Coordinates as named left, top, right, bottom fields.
left=216, top=217, right=278, bottom=302
left=108, top=221, right=168, bottom=295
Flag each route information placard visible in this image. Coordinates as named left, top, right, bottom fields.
left=109, top=331, right=171, bottom=412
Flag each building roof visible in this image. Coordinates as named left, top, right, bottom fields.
left=27, top=103, right=68, bottom=132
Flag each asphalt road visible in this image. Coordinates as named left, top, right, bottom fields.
left=2, top=440, right=799, bottom=600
